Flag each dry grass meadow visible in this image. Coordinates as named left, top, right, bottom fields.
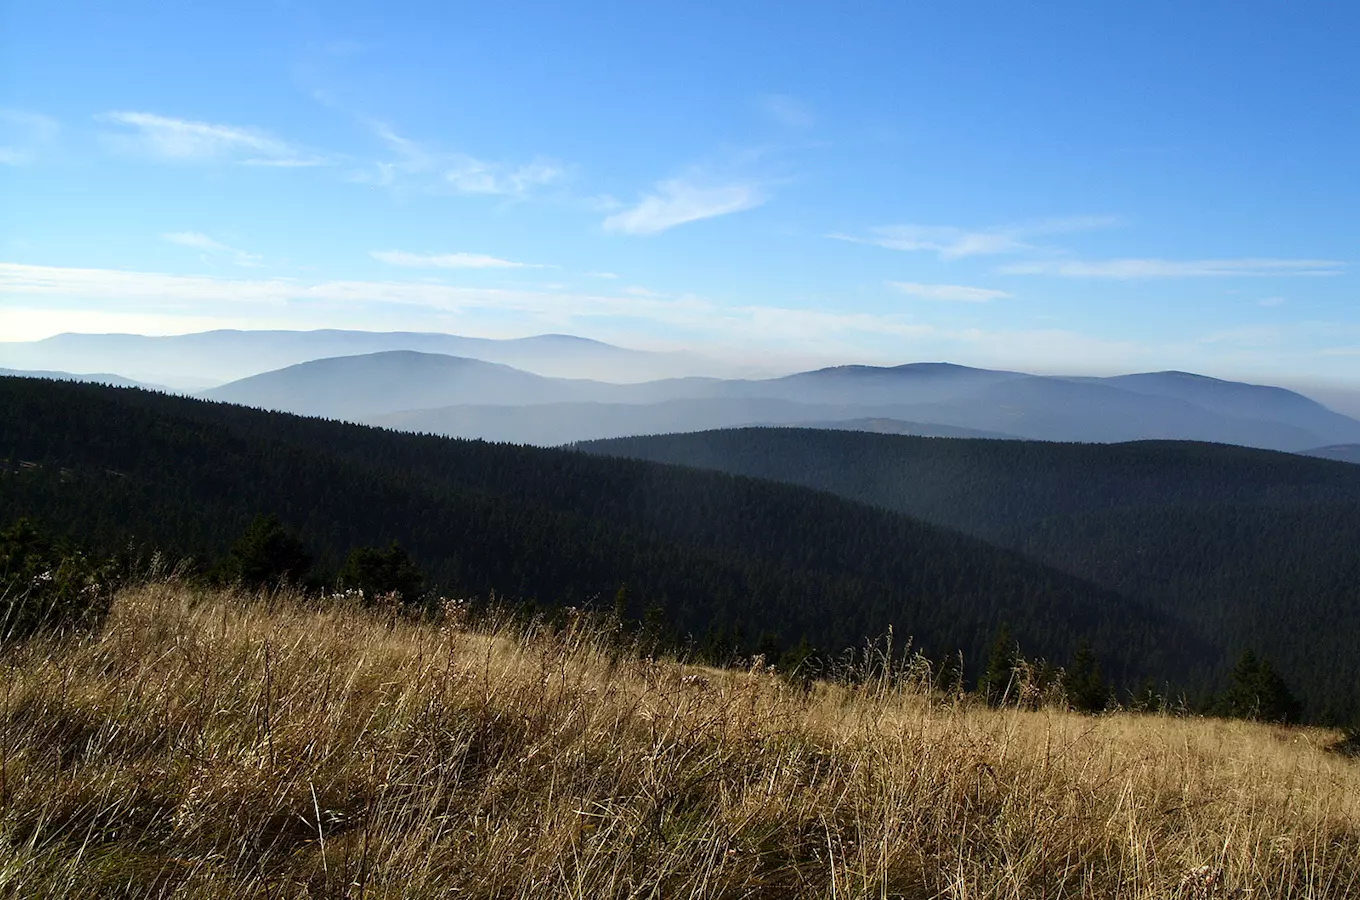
left=1, top=582, right=1357, bottom=899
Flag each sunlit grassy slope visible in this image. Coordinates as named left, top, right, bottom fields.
left=2, top=584, right=1357, bottom=899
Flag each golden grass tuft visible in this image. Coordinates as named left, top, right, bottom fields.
left=1, top=582, right=1357, bottom=898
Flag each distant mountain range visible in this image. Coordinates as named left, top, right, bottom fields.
left=0, top=367, right=163, bottom=391
left=372, top=401, right=1018, bottom=445
left=202, top=352, right=601, bottom=418
left=198, top=349, right=1360, bottom=452
left=5, top=330, right=1360, bottom=451
left=0, top=329, right=727, bottom=387
left=1301, top=444, right=1360, bottom=465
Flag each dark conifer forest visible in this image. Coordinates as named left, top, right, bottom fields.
left=9, top=377, right=1360, bottom=720
left=1, top=377, right=1211, bottom=692
left=581, top=427, right=1360, bottom=722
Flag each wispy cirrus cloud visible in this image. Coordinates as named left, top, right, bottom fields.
left=999, top=258, right=1346, bottom=278
left=0, top=262, right=929, bottom=347
left=445, top=157, right=562, bottom=196
left=830, top=216, right=1120, bottom=259
left=162, top=231, right=263, bottom=267
left=358, top=121, right=564, bottom=197
left=0, top=110, right=59, bottom=165
left=98, top=111, right=326, bottom=166
left=371, top=250, right=546, bottom=269
left=603, top=178, right=764, bottom=235
left=888, top=281, right=1013, bottom=302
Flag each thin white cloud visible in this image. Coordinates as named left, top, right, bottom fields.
left=888, top=281, right=1013, bottom=303
left=0, top=262, right=928, bottom=346
left=1000, top=258, right=1346, bottom=278
left=445, top=157, right=562, bottom=196
left=364, top=121, right=434, bottom=180
left=759, top=94, right=814, bottom=129
left=99, top=111, right=325, bottom=166
left=1318, top=347, right=1360, bottom=357
left=360, top=121, right=564, bottom=197
left=370, top=250, right=544, bottom=269
left=831, top=216, right=1119, bottom=259
left=0, top=110, right=59, bottom=165
left=603, top=179, right=764, bottom=235
left=162, top=231, right=263, bottom=268
left=586, top=271, right=620, bottom=279
left=1257, top=296, right=1287, bottom=307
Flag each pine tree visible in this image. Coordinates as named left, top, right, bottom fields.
left=1223, top=649, right=1264, bottom=719
left=339, top=542, right=424, bottom=603
left=1221, top=650, right=1302, bottom=724
left=1063, top=641, right=1109, bottom=713
left=979, top=624, right=1017, bottom=707
left=1254, top=659, right=1302, bottom=724
left=935, top=650, right=964, bottom=696
left=1131, top=677, right=1163, bottom=714
left=227, top=514, right=312, bottom=589
left=777, top=635, right=818, bottom=683
left=641, top=601, right=667, bottom=650
left=0, top=518, right=109, bottom=640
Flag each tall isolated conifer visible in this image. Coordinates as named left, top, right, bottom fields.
left=227, top=514, right=312, bottom=589
left=980, top=624, right=1017, bottom=707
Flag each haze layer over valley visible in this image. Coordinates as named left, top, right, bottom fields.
left=4, top=329, right=1359, bottom=454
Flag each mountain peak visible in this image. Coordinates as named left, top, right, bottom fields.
left=527, top=333, right=616, bottom=346
left=1124, top=370, right=1230, bottom=384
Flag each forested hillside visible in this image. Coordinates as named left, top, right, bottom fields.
left=581, top=428, right=1360, bottom=721
left=0, top=377, right=1205, bottom=689
left=581, top=429, right=1360, bottom=533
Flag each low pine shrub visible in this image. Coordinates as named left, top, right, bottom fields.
left=0, top=518, right=111, bottom=641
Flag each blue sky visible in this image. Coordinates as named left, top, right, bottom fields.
left=2, top=0, right=1358, bottom=384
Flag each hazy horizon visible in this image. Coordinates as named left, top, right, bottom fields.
left=4, top=325, right=1360, bottom=431
left=4, top=325, right=1360, bottom=419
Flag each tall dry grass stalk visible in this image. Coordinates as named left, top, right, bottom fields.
left=0, top=582, right=1356, bottom=898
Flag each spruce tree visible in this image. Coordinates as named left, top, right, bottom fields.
left=1063, top=641, right=1109, bottom=713
left=339, top=542, right=424, bottom=603
left=935, top=650, right=964, bottom=696
left=0, top=518, right=109, bottom=641
left=1221, top=650, right=1302, bottom=724
left=227, top=514, right=312, bottom=589
left=1254, top=659, right=1302, bottom=724
left=1131, top=677, right=1163, bottom=714
left=1223, top=649, right=1264, bottom=719
left=979, top=624, right=1017, bottom=707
